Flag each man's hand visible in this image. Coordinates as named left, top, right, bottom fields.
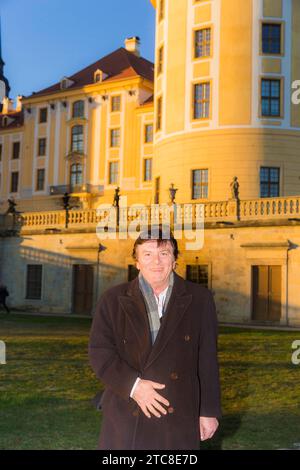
left=132, top=379, right=169, bottom=418
left=199, top=416, right=219, bottom=440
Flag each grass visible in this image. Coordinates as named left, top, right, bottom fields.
left=0, top=312, right=300, bottom=450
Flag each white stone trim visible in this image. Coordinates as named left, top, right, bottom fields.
left=53, top=104, right=61, bottom=186
left=92, top=96, right=102, bottom=186
left=120, top=91, right=126, bottom=189
left=211, top=0, right=220, bottom=128
left=185, top=0, right=193, bottom=132
left=162, top=0, right=169, bottom=135
left=282, top=0, right=292, bottom=128
left=32, top=105, right=50, bottom=196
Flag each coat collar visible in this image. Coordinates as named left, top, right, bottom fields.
left=118, top=272, right=192, bottom=370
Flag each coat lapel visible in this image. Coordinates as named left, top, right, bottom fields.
left=145, top=273, right=192, bottom=369
left=118, top=272, right=192, bottom=371
left=118, top=277, right=152, bottom=366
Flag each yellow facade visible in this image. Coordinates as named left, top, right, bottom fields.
left=151, top=0, right=300, bottom=203
left=1, top=0, right=300, bottom=209
left=0, top=55, right=154, bottom=211
left=1, top=0, right=300, bottom=325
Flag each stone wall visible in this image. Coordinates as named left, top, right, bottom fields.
left=0, top=224, right=299, bottom=326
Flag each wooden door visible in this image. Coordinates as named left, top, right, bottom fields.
left=73, top=264, right=94, bottom=315
left=268, top=266, right=281, bottom=322
left=252, top=266, right=281, bottom=322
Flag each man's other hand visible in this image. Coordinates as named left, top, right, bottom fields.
left=132, top=379, right=169, bottom=418
left=199, top=416, right=219, bottom=440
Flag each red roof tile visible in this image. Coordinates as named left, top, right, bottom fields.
left=27, top=48, right=154, bottom=98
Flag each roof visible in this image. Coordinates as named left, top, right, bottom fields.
left=142, top=94, right=154, bottom=105
left=0, top=111, right=24, bottom=130
left=28, top=48, right=154, bottom=99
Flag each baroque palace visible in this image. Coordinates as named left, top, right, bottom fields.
left=1, top=0, right=300, bottom=325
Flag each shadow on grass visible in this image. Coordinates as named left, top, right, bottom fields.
left=201, top=410, right=300, bottom=450
left=201, top=414, right=243, bottom=450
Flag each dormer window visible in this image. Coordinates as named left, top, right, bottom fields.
left=60, top=77, right=75, bottom=90
left=94, top=69, right=108, bottom=83
left=94, top=72, right=101, bottom=83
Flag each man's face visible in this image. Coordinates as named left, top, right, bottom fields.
left=136, top=240, right=176, bottom=288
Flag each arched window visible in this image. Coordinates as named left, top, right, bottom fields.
left=72, top=100, right=85, bottom=118
left=70, top=163, right=83, bottom=187
left=71, top=125, right=84, bottom=153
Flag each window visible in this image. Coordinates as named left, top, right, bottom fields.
left=38, top=138, right=46, bottom=157
left=192, top=169, right=208, bottom=199
left=39, top=108, right=48, bottom=123
left=94, top=72, right=101, bottom=83
left=36, top=169, right=45, bottom=191
left=71, top=125, right=84, bottom=153
left=194, top=83, right=210, bottom=119
left=155, top=177, right=160, bottom=204
left=159, top=0, right=164, bottom=21
left=158, top=46, right=164, bottom=74
left=186, top=265, right=208, bottom=288
left=109, top=161, right=119, bottom=184
left=26, top=265, right=42, bottom=300
left=72, top=100, right=85, bottom=118
left=11, top=172, right=19, bottom=193
left=128, top=265, right=139, bottom=281
left=111, top=96, right=121, bottom=112
left=260, top=167, right=280, bottom=198
left=261, top=79, right=281, bottom=117
left=145, top=124, right=153, bottom=143
left=144, top=158, right=152, bottom=182
left=262, top=23, right=281, bottom=54
left=12, top=142, right=20, bottom=160
left=70, top=163, right=83, bottom=187
left=110, top=129, right=120, bottom=147
left=0, top=143, right=2, bottom=161
left=156, top=97, right=162, bottom=131
left=195, top=28, right=211, bottom=58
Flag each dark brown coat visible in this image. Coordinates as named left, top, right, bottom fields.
left=88, top=272, right=221, bottom=450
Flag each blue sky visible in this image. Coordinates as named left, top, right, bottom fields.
left=0, top=0, right=156, bottom=99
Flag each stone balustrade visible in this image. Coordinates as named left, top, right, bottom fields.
left=1, top=196, right=300, bottom=234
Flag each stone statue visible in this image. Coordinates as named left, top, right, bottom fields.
left=230, top=176, right=239, bottom=200
left=169, top=183, right=178, bottom=204
left=6, top=197, right=17, bottom=215
left=113, top=187, right=120, bottom=207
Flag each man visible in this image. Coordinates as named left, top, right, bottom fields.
left=89, top=227, right=221, bottom=450
left=0, top=284, right=10, bottom=314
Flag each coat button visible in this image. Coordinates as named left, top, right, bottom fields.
left=123, top=339, right=127, bottom=344
left=167, top=407, right=175, bottom=414
left=132, top=409, right=139, bottom=417
left=184, top=335, right=191, bottom=341
left=170, top=372, right=178, bottom=380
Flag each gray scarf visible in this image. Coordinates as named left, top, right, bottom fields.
left=138, top=271, right=174, bottom=344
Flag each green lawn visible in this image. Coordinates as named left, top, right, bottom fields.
left=0, top=312, right=299, bottom=450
